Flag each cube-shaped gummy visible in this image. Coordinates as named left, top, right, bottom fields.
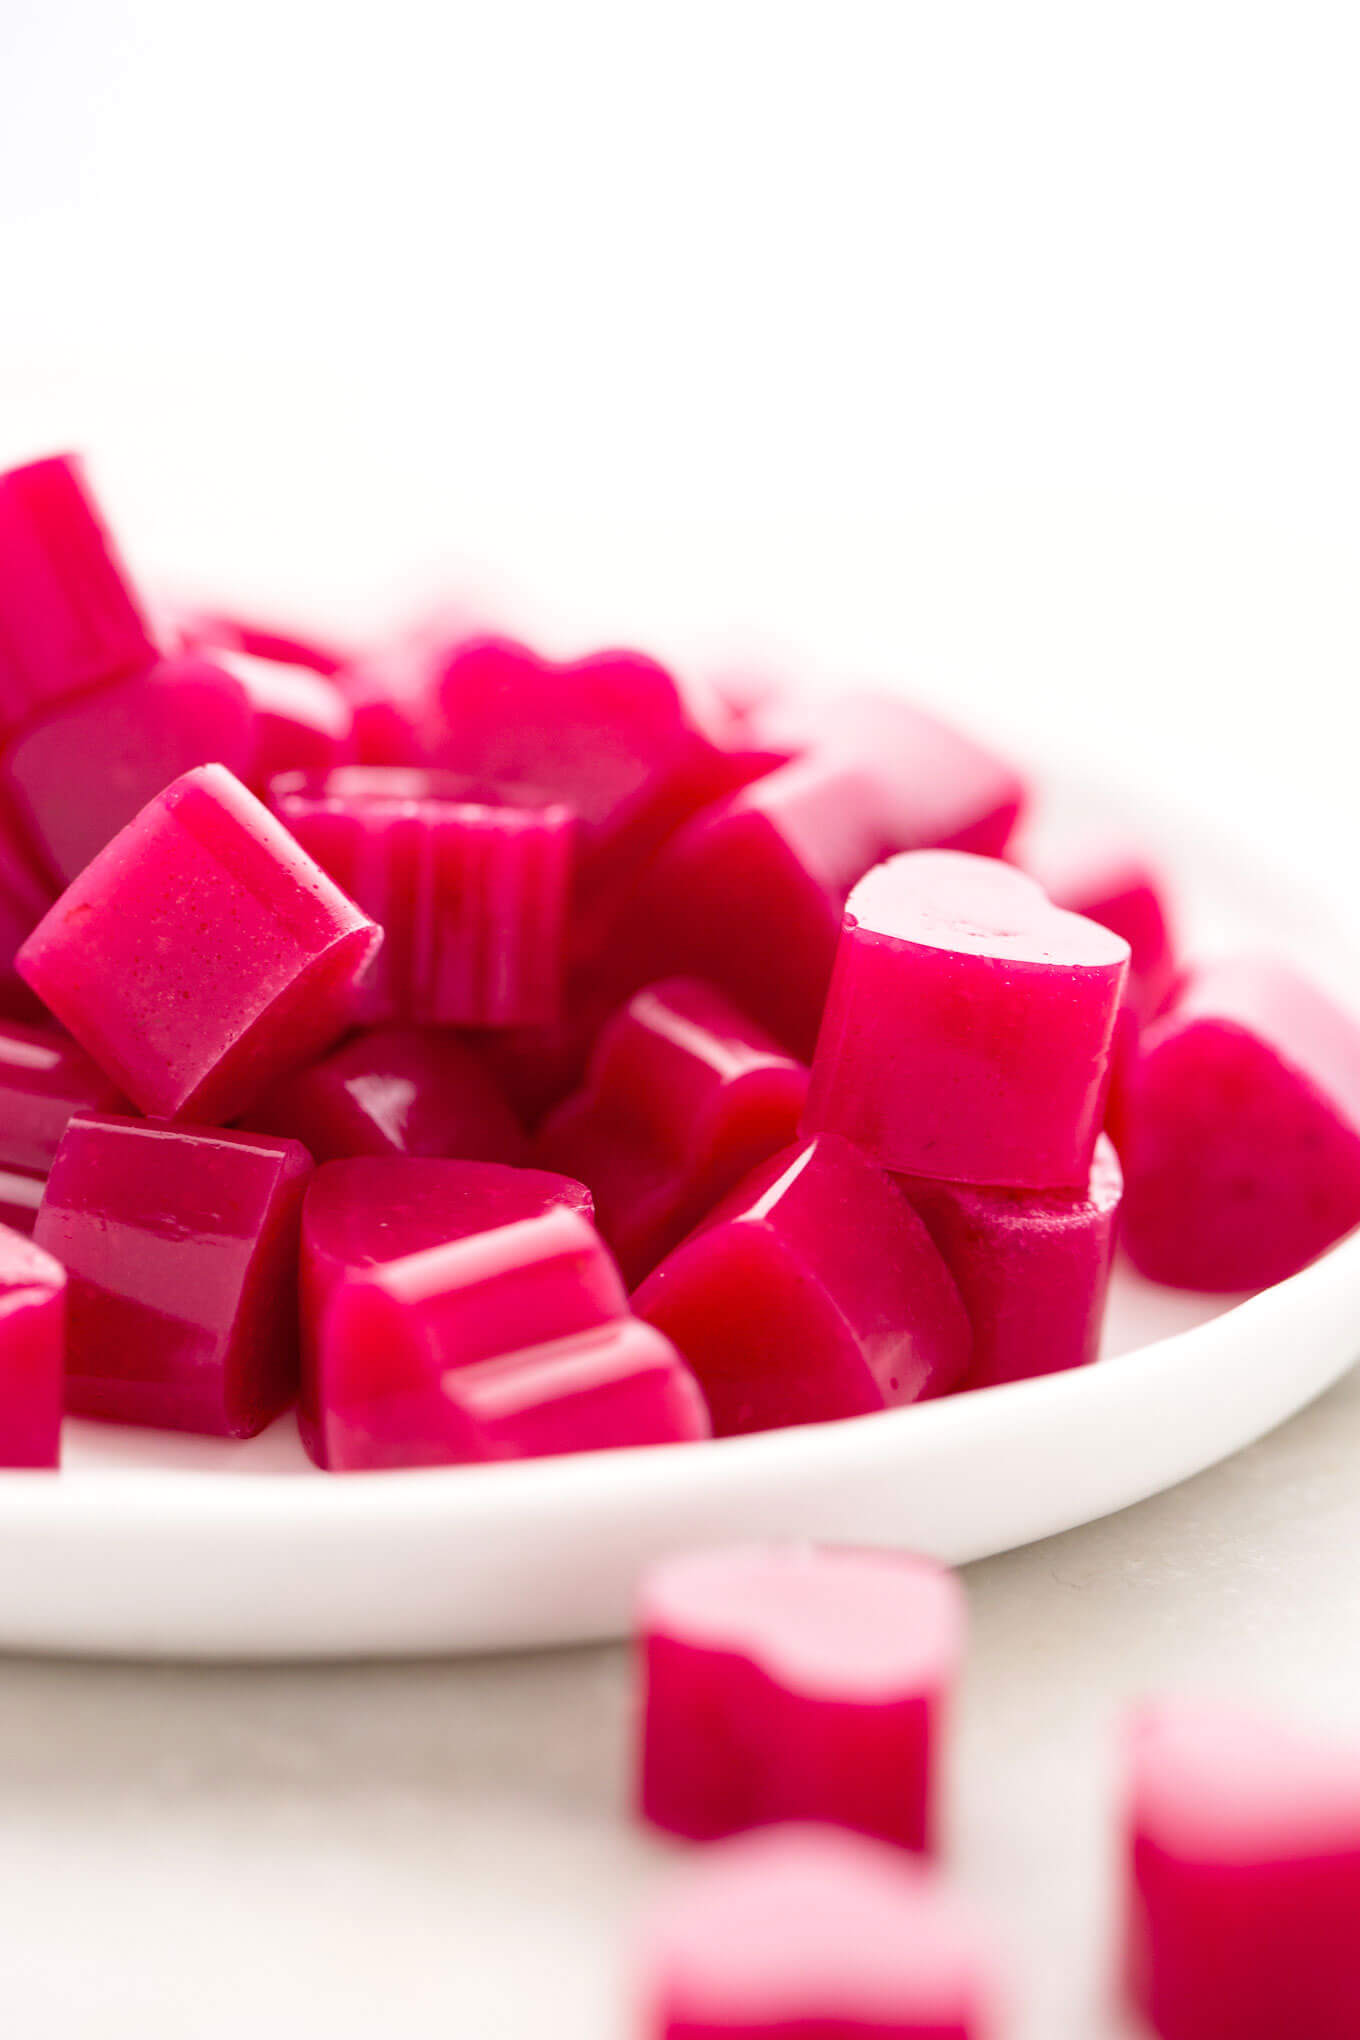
left=17, top=764, right=381, bottom=1124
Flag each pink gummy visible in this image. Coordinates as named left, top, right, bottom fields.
left=466, top=969, right=625, bottom=1128
left=35, top=1112, right=311, bottom=1437
left=435, top=637, right=766, bottom=951
left=1125, top=1698, right=1360, bottom=2040
left=299, top=1156, right=595, bottom=1465
left=170, top=606, right=351, bottom=678
left=1120, top=958, right=1360, bottom=1290
left=1021, top=830, right=1177, bottom=1016
left=330, top=1313, right=709, bottom=1472
left=334, top=606, right=491, bottom=767
left=0, top=1015, right=129, bottom=1181
left=0, top=1224, right=65, bottom=1468
left=212, top=650, right=354, bottom=790
left=0, top=802, right=55, bottom=1022
left=755, top=686, right=1026, bottom=858
left=17, top=764, right=381, bottom=1124
left=0, top=1168, right=45, bottom=1236
left=245, top=1024, right=524, bottom=1166
left=0, top=454, right=158, bottom=736
left=317, top=1201, right=653, bottom=1471
left=617, top=758, right=913, bottom=1061
left=270, top=766, right=573, bottom=1027
left=639, top=1545, right=966, bottom=1851
left=634, top=1134, right=970, bottom=1435
left=533, top=978, right=810, bottom=1285
left=805, top=851, right=1129, bottom=1188
left=1, top=653, right=255, bottom=885
left=642, top=1827, right=997, bottom=2040
left=896, top=1135, right=1122, bottom=1391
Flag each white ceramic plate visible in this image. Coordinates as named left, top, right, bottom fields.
left=0, top=778, right=1356, bottom=1659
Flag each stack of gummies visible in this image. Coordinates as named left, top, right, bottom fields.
left=3, top=450, right=1360, bottom=1470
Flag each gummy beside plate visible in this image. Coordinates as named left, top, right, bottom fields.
left=0, top=773, right=1357, bottom=1660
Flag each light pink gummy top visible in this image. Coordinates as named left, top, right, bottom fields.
left=1130, top=1697, right=1360, bottom=1862
left=847, top=850, right=1130, bottom=967
left=639, top=1543, right=966, bottom=1699
left=645, top=1825, right=995, bottom=2028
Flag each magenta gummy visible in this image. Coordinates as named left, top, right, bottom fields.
left=435, top=636, right=762, bottom=947
left=639, top=1544, right=965, bottom=1850
left=1, top=653, right=255, bottom=885
left=246, top=1024, right=524, bottom=1166
left=215, top=651, right=354, bottom=789
left=0, top=454, right=158, bottom=736
left=897, top=1135, right=1122, bottom=1391
left=0, top=1015, right=128, bottom=1184
left=1126, top=1698, right=1360, bottom=2040
left=635, top=1134, right=970, bottom=1435
left=0, top=1224, right=65, bottom=1467
left=533, top=978, right=809, bottom=1284
left=330, top=1314, right=708, bottom=1472
left=270, top=766, right=573, bottom=1027
left=641, top=1825, right=997, bottom=2040
left=300, top=1156, right=595, bottom=1465
left=619, top=758, right=909, bottom=1060
left=1023, top=831, right=1177, bottom=1017
left=0, top=807, right=53, bottom=1022
left=805, top=850, right=1129, bottom=1188
left=317, top=1202, right=644, bottom=1471
left=171, top=606, right=351, bottom=678
left=17, top=764, right=381, bottom=1124
left=1120, top=958, right=1360, bottom=1290
left=36, top=1112, right=311, bottom=1437
left=756, top=685, right=1026, bottom=858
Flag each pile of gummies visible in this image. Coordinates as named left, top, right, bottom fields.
left=1, top=450, right=1358, bottom=1471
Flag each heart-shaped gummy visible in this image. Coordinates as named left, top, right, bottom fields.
left=435, top=636, right=764, bottom=951
left=1126, top=1697, right=1360, bottom=2040
left=804, top=849, right=1129, bottom=1189
left=634, top=1134, right=971, bottom=1437
left=638, top=1543, right=965, bottom=1851
left=641, top=1824, right=997, bottom=2039
left=1119, top=959, right=1360, bottom=1290
left=298, top=1156, right=592, bottom=1465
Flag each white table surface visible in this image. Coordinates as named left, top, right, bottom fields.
left=3, top=1362, right=1359, bottom=2040
left=5, top=3, right=1360, bottom=2031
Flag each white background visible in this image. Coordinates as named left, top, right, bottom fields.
left=3, top=4, right=1360, bottom=2035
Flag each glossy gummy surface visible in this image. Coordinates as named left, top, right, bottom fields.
left=244, top=1025, right=524, bottom=1166
left=0, top=1224, right=65, bottom=1468
left=533, top=978, right=809, bottom=1284
left=0, top=1016, right=130, bottom=1175
left=299, top=1157, right=595, bottom=1466
left=634, top=1134, right=971, bottom=1435
left=329, top=1314, right=709, bottom=1472
left=1119, top=959, right=1360, bottom=1290
left=35, top=1113, right=312, bottom=1438
left=270, top=766, right=573, bottom=1027
left=804, top=850, right=1129, bottom=1187
left=639, top=1544, right=966, bottom=1851
left=0, top=454, right=158, bottom=736
left=640, top=1823, right=997, bottom=2038
left=617, top=758, right=909, bottom=1060
left=1126, top=1698, right=1360, bottom=2040
left=897, top=1135, right=1123, bottom=1391
left=17, top=764, right=382, bottom=1123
